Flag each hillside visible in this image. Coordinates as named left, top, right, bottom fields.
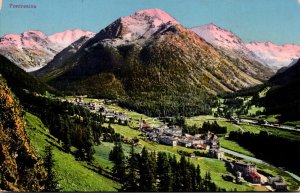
left=37, top=9, right=272, bottom=116
left=24, top=112, right=120, bottom=191
left=263, top=59, right=300, bottom=121
left=0, top=55, right=58, bottom=96
left=0, top=77, right=46, bottom=191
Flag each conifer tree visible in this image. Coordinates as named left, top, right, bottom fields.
left=109, top=142, right=126, bottom=181
left=157, top=152, right=172, bottom=192
left=195, top=164, right=203, bottom=191
left=179, top=156, right=192, bottom=192
left=43, top=145, right=60, bottom=192
left=139, top=147, right=156, bottom=191
left=122, top=144, right=139, bottom=191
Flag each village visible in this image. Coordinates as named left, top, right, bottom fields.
left=64, top=97, right=288, bottom=191
left=138, top=118, right=287, bottom=191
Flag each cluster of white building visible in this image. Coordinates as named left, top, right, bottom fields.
left=140, top=120, right=224, bottom=160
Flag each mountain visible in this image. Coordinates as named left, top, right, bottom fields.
left=190, top=24, right=259, bottom=61
left=0, top=55, right=58, bottom=95
left=48, top=29, right=95, bottom=49
left=263, top=58, right=300, bottom=121
left=245, top=42, right=300, bottom=70
left=0, top=76, right=46, bottom=191
left=37, top=8, right=272, bottom=116
left=190, top=24, right=300, bottom=71
left=0, top=29, right=95, bottom=71
left=32, top=35, right=95, bottom=79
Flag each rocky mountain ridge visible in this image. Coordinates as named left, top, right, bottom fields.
left=0, top=30, right=95, bottom=71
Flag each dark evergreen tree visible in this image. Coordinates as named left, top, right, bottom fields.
left=195, top=164, right=203, bottom=191
left=157, top=152, right=172, bottom=192
left=43, top=145, right=60, bottom=192
left=109, top=142, right=126, bottom=181
left=122, top=144, right=139, bottom=191
left=179, top=156, right=192, bottom=192
left=139, top=147, right=156, bottom=191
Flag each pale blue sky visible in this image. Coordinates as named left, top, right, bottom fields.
left=0, top=0, right=300, bottom=45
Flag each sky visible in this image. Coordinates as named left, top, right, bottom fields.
left=0, top=0, right=300, bottom=45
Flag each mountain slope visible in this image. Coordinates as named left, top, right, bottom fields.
left=32, top=35, right=95, bottom=78
left=190, top=24, right=300, bottom=71
left=190, top=24, right=258, bottom=61
left=0, top=30, right=95, bottom=71
left=38, top=9, right=272, bottom=116
left=263, top=59, right=300, bottom=121
left=0, top=55, right=58, bottom=96
left=24, top=112, right=120, bottom=191
left=0, top=77, right=46, bottom=191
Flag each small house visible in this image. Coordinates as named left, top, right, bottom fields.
left=178, top=139, right=192, bottom=147
left=273, top=182, right=287, bottom=191
left=163, top=125, right=183, bottom=137
left=234, top=161, right=257, bottom=176
left=247, top=172, right=261, bottom=184
left=209, top=149, right=224, bottom=160
left=159, top=136, right=178, bottom=146
left=268, top=176, right=287, bottom=191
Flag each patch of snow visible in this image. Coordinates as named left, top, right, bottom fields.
left=48, top=29, right=95, bottom=49
left=190, top=23, right=300, bottom=70
left=0, top=29, right=95, bottom=71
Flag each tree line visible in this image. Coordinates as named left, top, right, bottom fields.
left=183, top=121, right=227, bottom=135
left=109, top=143, right=225, bottom=192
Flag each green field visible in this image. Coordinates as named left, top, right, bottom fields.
left=25, top=112, right=120, bottom=191
left=218, top=121, right=241, bottom=133
left=247, top=105, right=265, bottom=116
left=219, top=137, right=254, bottom=157
left=93, top=142, right=143, bottom=170
left=186, top=115, right=226, bottom=127
left=239, top=123, right=300, bottom=141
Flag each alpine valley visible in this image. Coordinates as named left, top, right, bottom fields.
left=1, top=8, right=300, bottom=192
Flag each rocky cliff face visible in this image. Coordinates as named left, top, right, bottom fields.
left=0, top=76, right=46, bottom=191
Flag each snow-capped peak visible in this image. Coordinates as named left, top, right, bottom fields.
left=190, top=23, right=300, bottom=71
left=48, top=29, right=95, bottom=49
left=93, top=8, right=180, bottom=47
left=245, top=42, right=300, bottom=69
left=190, top=23, right=243, bottom=50
left=22, top=30, right=47, bottom=39
left=0, top=29, right=95, bottom=71
left=133, top=8, right=179, bottom=25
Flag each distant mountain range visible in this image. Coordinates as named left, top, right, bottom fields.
left=1, top=12, right=299, bottom=73
left=190, top=24, right=300, bottom=71
left=0, top=29, right=95, bottom=71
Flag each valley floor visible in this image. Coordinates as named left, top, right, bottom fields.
left=24, top=96, right=300, bottom=191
